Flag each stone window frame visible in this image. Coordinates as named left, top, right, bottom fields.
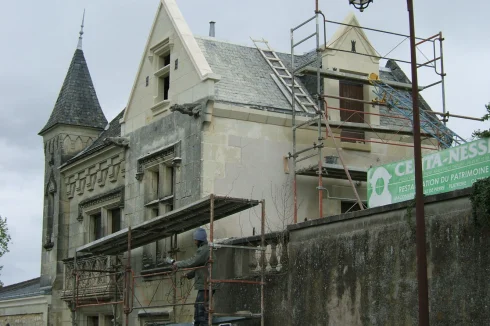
left=136, top=143, right=182, bottom=269
left=139, top=314, right=171, bottom=326
left=149, top=35, right=174, bottom=116
left=136, top=142, right=181, bottom=217
left=83, top=313, right=116, bottom=326
left=135, top=141, right=181, bottom=181
left=78, top=186, right=124, bottom=243
left=144, top=162, right=174, bottom=219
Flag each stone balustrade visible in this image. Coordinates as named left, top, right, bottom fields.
left=221, top=231, right=289, bottom=278
left=61, top=255, right=123, bottom=304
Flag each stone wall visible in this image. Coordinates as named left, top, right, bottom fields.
left=125, top=109, right=203, bottom=224
left=0, top=294, right=51, bottom=326
left=215, top=188, right=490, bottom=325
left=0, top=313, right=44, bottom=326
left=123, top=110, right=203, bottom=325
left=40, top=125, right=102, bottom=290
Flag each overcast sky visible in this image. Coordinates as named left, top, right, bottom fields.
left=0, top=0, right=489, bottom=286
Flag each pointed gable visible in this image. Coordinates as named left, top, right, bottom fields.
left=121, top=0, right=219, bottom=132
left=325, top=12, right=379, bottom=64
left=322, top=12, right=380, bottom=77
left=39, top=49, right=107, bottom=135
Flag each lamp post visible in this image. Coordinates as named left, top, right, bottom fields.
left=349, top=0, right=430, bottom=325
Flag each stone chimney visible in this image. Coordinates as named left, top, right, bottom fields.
left=209, top=21, right=215, bottom=37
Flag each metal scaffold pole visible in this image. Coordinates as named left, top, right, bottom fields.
left=315, top=8, right=324, bottom=219
left=208, top=194, right=215, bottom=326
left=438, top=32, right=447, bottom=125
left=71, top=251, right=77, bottom=326
left=260, top=200, right=266, bottom=326
left=290, top=29, right=298, bottom=224
left=322, top=100, right=364, bottom=210
left=68, top=196, right=263, bottom=326
left=124, top=227, right=132, bottom=326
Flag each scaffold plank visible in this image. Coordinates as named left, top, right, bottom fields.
left=296, top=163, right=367, bottom=181
left=300, top=66, right=425, bottom=91
left=76, top=195, right=260, bottom=255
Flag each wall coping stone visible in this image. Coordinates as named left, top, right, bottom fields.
left=288, top=187, right=473, bottom=232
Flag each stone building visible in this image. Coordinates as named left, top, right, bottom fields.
left=1, top=0, right=458, bottom=325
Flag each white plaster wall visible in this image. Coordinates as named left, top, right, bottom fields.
left=200, top=104, right=430, bottom=237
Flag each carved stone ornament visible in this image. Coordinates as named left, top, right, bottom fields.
left=104, top=137, right=130, bottom=148
left=45, top=170, right=57, bottom=195
left=169, top=101, right=203, bottom=117
left=135, top=142, right=180, bottom=181
left=77, top=186, right=124, bottom=222
left=43, top=241, right=54, bottom=251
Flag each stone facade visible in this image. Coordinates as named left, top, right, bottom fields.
left=12, top=0, right=460, bottom=325
left=0, top=313, right=44, bottom=326
left=0, top=290, right=51, bottom=326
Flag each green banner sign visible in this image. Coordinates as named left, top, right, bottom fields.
left=367, top=138, right=490, bottom=208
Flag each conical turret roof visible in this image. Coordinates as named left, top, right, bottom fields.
left=39, top=48, right=107, bottom=134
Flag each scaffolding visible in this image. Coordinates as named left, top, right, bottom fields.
left=64, top=5, right=487, bottom=325
left=68, top=195, right=266, bottom=326
left=274, top=3, right=484, bottom=222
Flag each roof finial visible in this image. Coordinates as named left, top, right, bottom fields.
left=77, top=9, right=85, bottom=50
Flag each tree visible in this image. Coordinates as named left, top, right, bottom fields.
left=0, top=215, right=12, bottom=287
left=472, top=103, right=490, bottom=139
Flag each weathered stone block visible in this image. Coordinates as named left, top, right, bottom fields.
left=248, top=109, right=268, bottom=123
left=202, top=132, right=226, bottom=145
left=228, top=135, right=241, bottom=148
left=266, top=111, right=286, bottom=126
left=229, top=106, right=250, bottom=121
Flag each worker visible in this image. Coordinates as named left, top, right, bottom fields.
left=165, top=228, right=218, bottom=325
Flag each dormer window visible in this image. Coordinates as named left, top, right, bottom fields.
left=154, top=52, right=171, bottom=102
left=161, top=53, right=170, bottom=68
left=150, top=37, right=174, bottom=106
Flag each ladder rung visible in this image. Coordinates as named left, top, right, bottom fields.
left=252, top=37, right=319, bottom=114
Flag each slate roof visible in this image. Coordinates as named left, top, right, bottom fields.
left=379, top=59, right=436, bottom=128
left=39, top=49, right=108, bottom=134
left=0, top=277, right=44, bottom=301
left=195, top=37, right=293, bottom=111
left=60, top=38, right=441, bottom=167
left=63, top=109, right=125, bottom=166
left=195, top=37, right=436, bottom=125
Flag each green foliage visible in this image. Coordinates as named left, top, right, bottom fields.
left=0, top=215, right=12, bottom=287
left=472, top=103, right=490, bottom=139
left=469, top=177, right=490, bottom=229
left=0, top=216, right=11, bottom=258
